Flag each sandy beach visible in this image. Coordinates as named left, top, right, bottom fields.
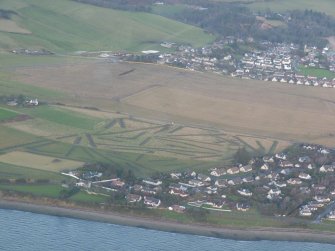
left=0, top=199, right=335, bottom=245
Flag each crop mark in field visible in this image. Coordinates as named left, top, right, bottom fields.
left=0, top=139, right=50, bottom=152
left=96, top=125, right=163, bottom=136
left=73, top=136, right=82, bottom=145
left=118, top=68, right=135, bottom=76
left=234, top=136, right=257, bottom=152
left=256, top=140, right=266, bottom=154
left=160, top=136, right=224, bottom=147
left=1, top=114, right=32, bottom=124
left=118, top=118, right=126, bottom=128
left=154, top=124, right=172, bottom=134
left=85, top=133, right=96, bottom=148
left=123, top=131, right=147, bottom=140
left=155, top=137, right=221, bottom=153
left=268, top=141, right=279, bottom=154
left=89, top=149, right=118, bottom=165
left=65, top=145, right=76, bottom=157
left=55, top=134, right=78, bottom=140
left=139, top=137, right=151, bottom=146
left=170, top=133, right=225, bottom=137
left=105, top=119, right=118, bottom=129
left=169, top=126, right=184, bottom=134
left=83, top=147, right=96, bottom=159
left=135, top=154, right=145, bottom=162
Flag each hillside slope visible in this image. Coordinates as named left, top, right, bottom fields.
left=0, top=0, right=214, bottom=52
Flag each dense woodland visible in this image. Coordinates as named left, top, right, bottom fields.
left=0, top=9, right=17, bottom=19
left=72, top=0, right=335, bottom=48
left=174, top=3, right=335, bottom=48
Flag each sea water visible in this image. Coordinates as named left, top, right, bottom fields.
left=0, top=209, right=334, bottom=251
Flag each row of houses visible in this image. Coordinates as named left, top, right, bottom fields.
left=64, top=143, right=335, bottom=218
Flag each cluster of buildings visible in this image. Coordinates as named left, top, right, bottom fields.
left=121, top=37, right=335, bottom=89
left=11, top=48, right=53, bottom=56
left=64, top=143, right=335, bottom=220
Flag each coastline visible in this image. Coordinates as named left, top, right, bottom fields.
left=1, top=199, right=335, bottom=245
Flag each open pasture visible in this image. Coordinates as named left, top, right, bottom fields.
left=0, top=18, right=31, bottom=34
left=0, top=107, right=18, bottom=121
left=0, top=162, right=66, bottom=181
left=0, top=0, right=213, bottom=52
left=0, top=125, right=39, bottom=149
left=0, top=151, right=84, bottom=172
left=14, top=61, right=335, bottom=146
left=0, top=104, right=284, bottom=176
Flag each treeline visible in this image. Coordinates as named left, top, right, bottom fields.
left=73, top=0, right=154, bottom=12
left=257, top=10, right=335, bottom=48
left=0, top=94, right=26, bottom=105
left=175, top=3, right=257, bottom=38
left=0, top=9, right=17, bottom=19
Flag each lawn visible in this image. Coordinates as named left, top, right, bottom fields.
left=0, top=151, right=84, bottom=172
left=299, top=66, right=335, bottom=79
left=0, top=0, right=214, bottom=52
left=0, top=184, right=63, bottom=198
left=0, top=108, right=18, bottom=121
left=69, top=191, right=108, bottom=204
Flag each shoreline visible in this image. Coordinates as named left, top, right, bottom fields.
left=1, top=199, right=335, bottom=245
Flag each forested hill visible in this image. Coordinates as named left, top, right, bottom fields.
left=71, top=0, right=335, bottom=48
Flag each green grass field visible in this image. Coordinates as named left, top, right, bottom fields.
left=0, top=151, right=84, bottom=172
left=0, top=101, right=290, bottom=178
left=21, top=106, right=103, bottom=130
left=0, top=0, right=214, bottom=53
left=0, top=125, right=39, bottom=149
left=0, top=162, right=67, bottom=181
left=0, top=108, right=17, bottom=121
left=0, top=184, right=63, bottom=198
left=299, top=66, right=335, bottom=79
left=0, top=70, right=69, bottom=104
